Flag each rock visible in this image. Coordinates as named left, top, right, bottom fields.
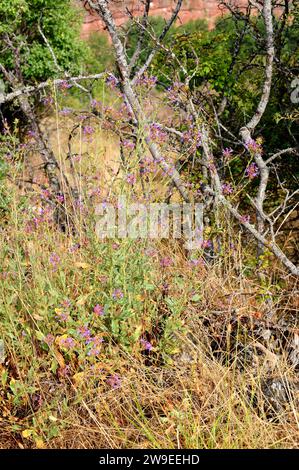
left=261, top=377, right=299, bottom=413
left=79, top=1, right=249, bottom=38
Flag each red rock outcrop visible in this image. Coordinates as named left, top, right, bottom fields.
left=80, top=1, right=248, bottom=37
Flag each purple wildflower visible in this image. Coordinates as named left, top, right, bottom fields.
left=60, top=337, right=76, bottom=349
left=136, top=75, right=157, bottom=87
left=89, top=187, right=101, bottom=197
left=223, top=147, right=233, bottom=159
left=58, top=365, right=71, bottom=377
left=56, top=194, right=64, bottom=204
left=42, top=96, right=54, bottom=106
left=189, top=258, right=203, bottom=267
left=59, top=80, right=72, bottom=90
left=69, top=243, right=80, bottom=253
left=140, top=338, right=153, bottom=351
left=149, top=123, right=167, bottom=143
left=87, top=335, right=103, bottom=356
left=73, top=198, right=85, bottom=214
left=245, top=163, right=259, bottom=179
left=93, top=304, right=105, bottom=317
left=160, top=257, right=172, bottom=268
left=240, top=215, right=250, bottom=224
left=77, top=325, right=92, bottom=341
left=123, top=140, right=135, bottom=150
left=75, top=198, right=85, bottom=212
left=40, top=189, right=51, bottom=200
left=126, top=173, right=136, bottom=185
left=165, top=166, right=175, bottom=177
left=182, top=128, right=202, bottom=148
left=55, top=311, right=69, bottom=322
left=106, top=74, right=119, bottom=89
left=49, top=253, right=60, bottom=270
left=208, top=162, right=217, bottom=174
left=27, top=130, right=37, bottom=140
left=222, top=183, right=233, bottom=195
left=91, top=99, right=102, bottom=109
left=201, top=239, right=212, bottom=249
left=245, top=138, right=262, bottom=154
left=167, top=81, right=184, bottom=102
left=107, top=374, right=121, bottom=389
left=44, top=333, right=55, bottom=346
left=60, top=107, right=72, bottom=116
left=83, top=125, right=94, bottom=136
left=112, top=289, right=124, bottom=300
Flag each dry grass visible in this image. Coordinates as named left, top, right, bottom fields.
left=0, top=223, right=298, bottom=449
left=0, top=109, right=298, bottom=450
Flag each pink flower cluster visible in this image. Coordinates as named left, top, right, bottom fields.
left=245, top=138, right=262, bottom=154
left=222, top=183, right=233, bottom=195
left=106, top=74, right=119, bottom=88
left=87, top=335, right=103, bottom=356
left=126, top=173, right=136, bottom=185
left=59, top=80, right=72, bottom=91
left=60, top=107, right=72, bottom=116
left=26, top=204, right=54, bottom=232
left=160, top=257, right=172, bottom=267
left=136, top=75, right=157, bottom=87
left=245, top=163, right=259, bottom=179
left=83, top=125, right=94, bottom=141
left=223, top=147, right=233, bottom=159
left=107, top=374, right=121, bottom=389
left=167, top=81, right=185, bottom=103
left=91, top=99, right=102, bottom=110
left=123, top=140, right=135, bottom=150
left=149, top=123, right=168, bottom=143
left=140, top=338, right=153, bottom=351
left=112, top=289, right=124, bottom=300
left=181, top=128, right=202, bottom=150
left=60, top=337, right=76, bottom=349
left=93, top=304, right=105, bottom=317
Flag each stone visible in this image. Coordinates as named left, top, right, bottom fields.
left=79, top=0, right=248, bottom=38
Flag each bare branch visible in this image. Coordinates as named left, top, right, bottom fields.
left=204, top=186, right=299, bottom=276
left=128, top=0, right=151, bottom=73
left=266, top=147, right=299, bottom=165
left=83, top=0, right=190, bottom=202
left=38, top=22, right=61, bottom=72
left=131, top=0, right=183, bottom=84
left=0, top=74, right=105, bottom=105
left=244, top=0, right=275, bottom=133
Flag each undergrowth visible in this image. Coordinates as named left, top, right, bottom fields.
left=0, top=177, right=298, bottom=449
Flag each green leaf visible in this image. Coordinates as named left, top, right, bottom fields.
left=35, top=330, right=45, bottom=342
left=191, top=294, right=202, bottom=303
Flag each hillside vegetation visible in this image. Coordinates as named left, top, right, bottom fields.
left=0, top=0, right=298, bottom=449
